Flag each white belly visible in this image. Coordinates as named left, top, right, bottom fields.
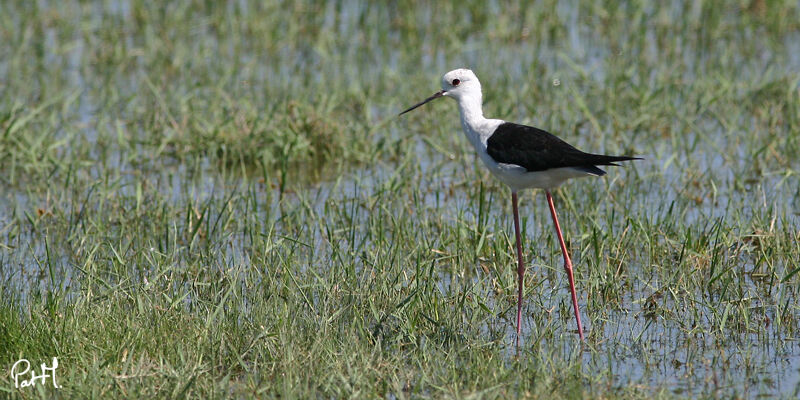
left=476, top=150, right=591, bottom=191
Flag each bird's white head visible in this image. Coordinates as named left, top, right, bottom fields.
left=399, top=68, right=484, bottom=116
left=440, top=68, right=481, bottom=101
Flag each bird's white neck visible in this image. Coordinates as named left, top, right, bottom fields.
left=454, top=92, right=500, bottom=150
left=455, top=93, right=485, bottom=129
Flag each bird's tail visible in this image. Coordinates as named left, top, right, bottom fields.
left=574, top=154, right=641, bottom=176
left=587, top=154, right=642, bottom=167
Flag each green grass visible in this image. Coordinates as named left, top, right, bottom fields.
left=1, top=0, right=799, bottom=398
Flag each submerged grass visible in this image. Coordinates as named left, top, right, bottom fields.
left=1, top=0, right=800, bottom=398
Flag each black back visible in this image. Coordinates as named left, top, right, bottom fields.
left=486, top=122, right=638, bottom=173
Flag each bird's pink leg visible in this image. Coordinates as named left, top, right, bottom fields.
left=545, top=191, right=585, bottom=340
left=511, top=191, right=525, bottom=350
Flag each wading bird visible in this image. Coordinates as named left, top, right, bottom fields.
left=399, top=69, right=639, bottom=346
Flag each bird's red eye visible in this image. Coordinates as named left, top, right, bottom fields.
left=452, top=79, right=460, bottom=86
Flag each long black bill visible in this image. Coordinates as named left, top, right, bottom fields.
left=399, top=90, right=445, bottom=116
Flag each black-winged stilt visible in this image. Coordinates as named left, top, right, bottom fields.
left=400, top=68, right=640, bottom=345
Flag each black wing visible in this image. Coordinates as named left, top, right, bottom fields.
left=486, top=122, right=639, bottom=174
